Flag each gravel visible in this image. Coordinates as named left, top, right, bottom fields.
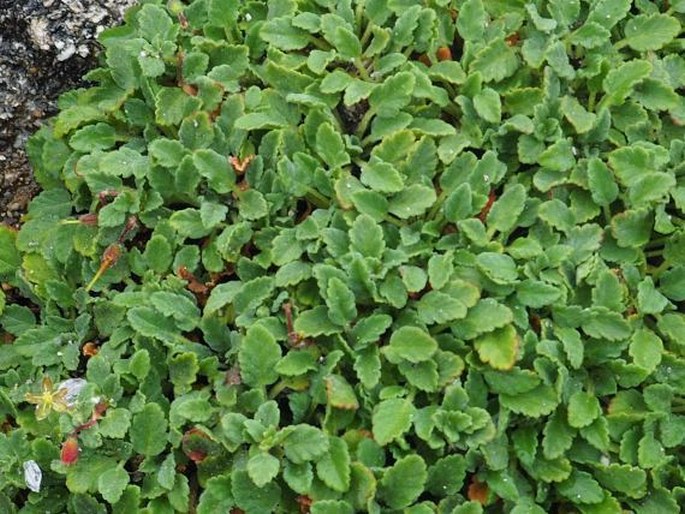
left=0, top=0, right=137, bottom=227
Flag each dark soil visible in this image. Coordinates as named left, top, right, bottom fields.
left=0, top=0, right=136, bottom=227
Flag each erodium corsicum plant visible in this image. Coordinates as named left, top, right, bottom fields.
left=1, top=0, right=685, bottom=512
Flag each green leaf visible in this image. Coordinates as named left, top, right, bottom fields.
left=311, top=500, right=354, bottom=514
left=295, top=306, right=341, bottom=337
left=500, top=385, right=558, bottom=418
left=261, top=17, right=310, bottom=50
left=130, top=403, right=168, bottom=457
left=470, top=39, right=519, bottom=83
left=542, top=409, right=575, bottom=459
left=239, top=325, right=282, bottom=387
left=557, top=470, right=604, bottom=504
left=660, top=266, right=685, bottom=301
left=587, top=158, right=618, bottom=205
left=622, top=14, right=681, bottom=52
left=611, top=209, right=652, bottom=248
left=316, top=123, right=350, bottom=169
left=569, top=22, right=611, bottom=48
left=200, top=201, right=228, bottom=230
left=330, top=27, right=362, bottom=59
left=369, top=72, right=415, bottom=116
left=602, top=60, right=652, bottom=107
left=151, top=291, right=200, bottom=331
left=475, top=325, right=519, bottom=370
left=127, top=307, right=178, bottom=342
left=457, top=0, right=485, bottom=41
left=386, top=326, right=438, bottom=363
left=320, top=70, right=353, bottom=93
left=425, top=454, right=467, bottom=496
left=379, top=455, right=427, bottom=509
left=594, top=464, right=646, bottom=498
left=283, top=425, right=330, bottom=463
left=232, top=469, right=281, bottom=513
left=98, top=465, right=129, bottom=504
left=629, top=329, right=663, bottom=373
left=476, top=252, right=519, bottom=285
left=487, top=184, right=526, bottom=234
left=454, top=298, right=512, bottom=339
left=197, top=475, right=234, bottom=514
left=585, top=0, right=631, bottom=28
left=0, top=227, right=20, bottom=278
left=636, top=278, right=669, bottom=315
left=388, top=184, right=437, bottom=218
left=416, top=291, right=468, bottom=325
left=247, top=452, right=280, bottom=488
left=567, top=391, right=600, bottom=428
left=193, top=149, right=234, bottom=194
left=629, top=172, right=676, bottom=206
left=473, top=88, right=501, bottom=123
left=137, top=4, right=175, bottom=42
left=360, top=160, right=404, bottom=193
left=354, top=346, right=381, bottom=389
left=69, top=123, right=118, bottom=152
left=581, top=307, right=631, bottom=341
left=144, top=235, right=173, bottom=273
left=372, top=398, right=414, bottom=446
left=351, top=314, right=392, bottom=347
left=316, top=436, right=351, bottom=492
left=561, top=96, right=596, bottom=133
left=538, top=139, right=575, bottom=172
left=325, top=374, right=359, bottom=410
left=276, top=350, right=318, bottom=376
left=168, top=352, right=199, bottom=392
left=155, top=88, right=202, bottom=127
left=350, top=214, right=385, bottom=258
left=170, top=208, right=212, bottom=238
left=516, top=280, right=561, bottom=308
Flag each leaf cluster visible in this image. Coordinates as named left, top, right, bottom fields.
left=1, top=0, right=685, bottom=512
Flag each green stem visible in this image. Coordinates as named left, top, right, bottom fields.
left=355, top=107, right=376, bottom=139
left=354, top=58, right=371, bottom=81
left=307, top=35, right=331, bottom=51
left=268, top=380, right=289, bottom=400
left=602, top=204, right=612, bottom=225
left=644, top=249, right=664, bottom=258
left=383, top=214, right=406, bottom=228
left=647, top=261, right=670, bottom=278
left=305, top=188, right=331, bottom=209
left=644, top=236, right=670, bottom=249
left=588, top=90, right=597, bottom=112
left=360, top=18, right=374, bottom=48
left=427, top=190, right=448, bottom=219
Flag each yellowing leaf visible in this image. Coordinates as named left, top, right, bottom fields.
left=474, top=325, right=519, bottom=370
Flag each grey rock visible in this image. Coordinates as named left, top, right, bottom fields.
left=0, top=0, right=137, bottom=226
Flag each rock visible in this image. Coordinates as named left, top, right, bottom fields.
left=0, top=0, right=137, bottom=226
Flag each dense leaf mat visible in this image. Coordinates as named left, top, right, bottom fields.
left=1, top=0, right=685, bottom=512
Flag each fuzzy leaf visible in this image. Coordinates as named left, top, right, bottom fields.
left=379, top=455, right=427, bottom=509
left=247, top=452, right=280, bottom=488
left=475, top=325, right=519, bottom=370
left=316, top=436, right=351, bottom=492
left=239, top=325, right=282, bottom=387
left=386, top=326, right=438, bottom=363
left=372, top=398, right=414, bottom=446
left=567, top=391, right=600, bottom=428
left=623, top=14, right=681, bottom=51
left=283, top=425, right=330, bottom=464
left=130, top=403, right=168, bottom=457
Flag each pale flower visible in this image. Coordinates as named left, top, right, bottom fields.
left=23, top=460, right=42, bottom=493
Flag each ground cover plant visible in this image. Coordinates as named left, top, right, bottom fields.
left=0, top=0, right=684, bottom=512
